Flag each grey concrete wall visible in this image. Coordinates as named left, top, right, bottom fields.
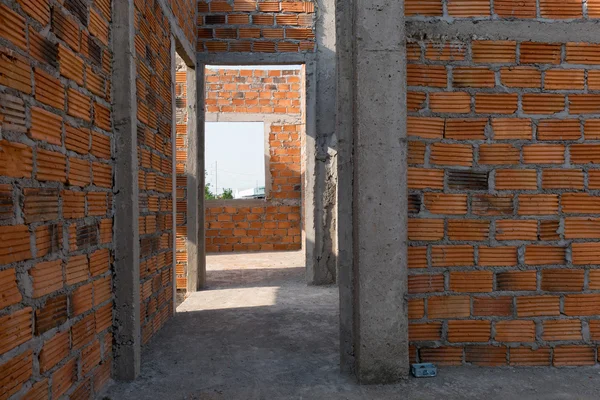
left=112, top=0, right=141, bottom=381
left=337, top=0, right=409, bottom=384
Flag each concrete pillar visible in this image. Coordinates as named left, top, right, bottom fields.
left=336, top=0, right=409, bottom=384
left=112, top=0, right=141, bottom=381
left=306, top=0, right=338, bottom=285
left=186, top=65, right=206, bottom=291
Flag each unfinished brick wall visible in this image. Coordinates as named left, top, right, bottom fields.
left=135, top=0, right=175, bottom=345
left=175, top=67, right=303, bottom=289
left=406, top=0, right=600, bottom=366
left=197, top=0, right=316, bottom=52
left=168, top=0, right=196, bottom=45
left=206, top=68, right=302, bottom=113
left=0, top=0, right=113, bottom=396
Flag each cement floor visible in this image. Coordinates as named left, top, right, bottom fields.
left=104, top=251, right=600, bottom=400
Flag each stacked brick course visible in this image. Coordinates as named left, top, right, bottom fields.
left=197, top=0, right=316, bottom=52
left=0, top=0, right=114, bottom=397
left=134, top=0, right=175, bottom=345
left=406, top=0, right=600, bottom=366
left=205, top=68, right=302, bottom=113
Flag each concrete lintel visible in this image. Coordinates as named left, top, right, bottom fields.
left=204, top=112, right=303, bottom=125
left=197, top=52, right=313, bottom=66
left=406, top=20, right=600, bottom=43
left=337, top=0, right=409, bottom=384
left=155, top=0, right=196, bottom=66
left=187, top=64, right=206, bottom=292
left=112, top=0, right=141, bottom=381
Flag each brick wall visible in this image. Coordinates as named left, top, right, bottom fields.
left=206, top=68, right=302, bottom=113
left=135, top=0, right=175, bottom=346
left=175, top=67, right=303, bottom=289
left=406, top=0, right=600, bottom=366
left=0, top=0, right=113, bottom=396
left=197, top=0, right=316, bottom=52
left=169, top=0, right=196, bottom=45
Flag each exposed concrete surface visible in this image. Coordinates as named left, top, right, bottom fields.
left=103, top=252, right=600, bottom=399
left=336, top=0, right=409, bottom=383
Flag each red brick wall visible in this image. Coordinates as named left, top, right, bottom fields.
left=406, top=1, right=600, bottom=366
left=169, top=0, right=196, bottom=45
left=135, top=0, right=175, bottom=346
left=206, top=68, right=302, bottom=113
left=0, top=0, right=113, bottom=396
left=197, top=0, right=316, bottom=52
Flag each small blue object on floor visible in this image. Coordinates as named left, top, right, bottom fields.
left=411, top=363, right=437, bottom=378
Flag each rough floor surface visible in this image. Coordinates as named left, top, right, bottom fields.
left=104, top=251, right=600, bottom=400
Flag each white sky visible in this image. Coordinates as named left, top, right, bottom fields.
left=205, top=122, right=265, bottom=195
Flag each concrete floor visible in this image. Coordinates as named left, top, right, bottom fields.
left=104, top=251, right=600, bottom=400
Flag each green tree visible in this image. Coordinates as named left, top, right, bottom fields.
left=220, top=188, right=233, bottom=199
left=205, top=182, right=216, bottom=200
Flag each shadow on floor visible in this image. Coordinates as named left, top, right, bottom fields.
left=106, top=261, right=600, bottom=400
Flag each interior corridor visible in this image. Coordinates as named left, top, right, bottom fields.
left=104, top=252, right=600, bottom=400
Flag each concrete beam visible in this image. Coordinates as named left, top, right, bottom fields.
left=112, top=0, right=141, bottom=381
left=186, top=65, right=206, bottom=291
left=155, top=0, right=196, bottom=66
left=337, top=0, right=409, bottom=384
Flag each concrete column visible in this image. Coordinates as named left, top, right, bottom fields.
left=336, top=0, right=409, bottom=384
left=186, top=65, right=206, bottom=291
left=307, top=0, right=338, bottom=285
left=112, top=0, right=141, bottom=381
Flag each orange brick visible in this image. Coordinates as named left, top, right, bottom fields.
left=540, top=0, right=582, bottom=18
left=37, top=149, right=67, bottom=183
left=450, top=271, right=493, bottom=293
left=429, top=92, right=471, bottom=113
left=495, top=169, right=537, bottom=190
left=52, top=358, right=76, bottom=398
left=495, top=320, right=535, bottom=342
left=566, top=42, right=600, bottom=64
left=537, top=119, right=581, bottom=140
left=570, top=144, right=600, bottom=164
left=409, top=322, right=442, bottom=341
left=478, top=144, right=519, bottom=165
left=448, top=220, right=489, bottom=240
left=407, top=116, right=444, bottom=139
left=520, top=42, right=561, bottom=64
left=408, top=247, right=427, bottom=269
left=428, top=296, right=471, bottom=318
left=478, top=246, right=517, bottom=266
left=541, top=269, right=584, bottom=291
left=497, top=270, right=537, bottom=291
left=545, top=69, right=584, bottom=90
left=408, top=218, right=444, bottom=241
left=0, top=308, right=32, bottom=355
left=420, top=346, right=463, bottom=366
left=30, top=107, right=62, bottom=145
left=408, top=168, right=444, bottom=189
left=522, top=144, right=565, bottom=164
left=409, top=299, right=424, bottom=319
left=473, top=296, right=512, bottom=316
left=509, top=347, right=551, bottom=366
left=572, top=242, right=600, bottom=265
left=30, top=260, right=63, bottom=297
left=430, top=143, right=472, bottom=167
left=553, top=346, right=595, bottom=366
left=518, top=194, right=559, bottom=215
left=495, top=0, right=536, bottom=18
left=570, top=94, right=600, bottom=114
left=0, top=350, right=33, bottom=399
left=465, top=346, right=506, bottom=366
left=543, top=320, right=582, bottom=341
left=500, top=67, right=541, bottom=88
left=564, top=217, right=600, bottom=239
left=447, top=0, right=490, bottom=16
left=424, top=193, right=467, bottom=215
left=448, top=320, right=490, bottom=342
left=431, top=245, right=474, bottom=267
left=40, top=331, right=69, bottom=372
left=495, top=219, right=538, bottom=240
left=405, top=0, right=443, bottom=16
left=425, top=42, right=466, bottom=61
left=453, top=67, right=494, bottom=88
left=562, top=193, right=600, bottom=213
left=522, top=93, right=565, bottom=114
left=471, top=195, right=513, bottom=216
left=407, top=64, right=447, bottom=87
left=517, top=296, right=560, bottom=317
left=542, top=169, right=584, bottom=189
left=408, top=274, right=444, bottom=294
left=474, top=93, right=517, bottom=114
left=444, top=118, right=486, bottom=139
left=472, top=40, right=516, bottom=63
